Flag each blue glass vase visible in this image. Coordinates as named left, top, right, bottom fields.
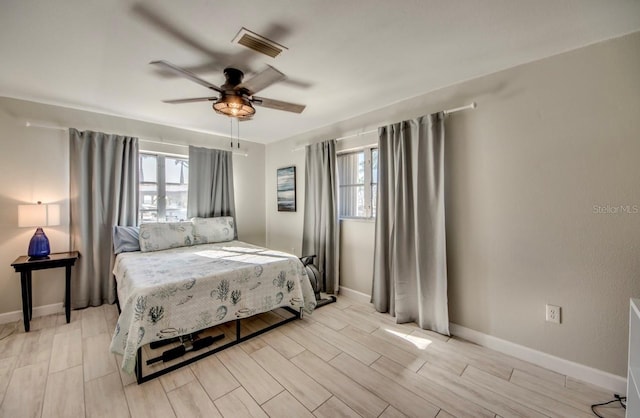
left=28, top=227, right=51, bottom=259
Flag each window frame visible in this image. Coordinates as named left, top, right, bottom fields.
left=138, top=151, right=189, bottom=224
left=338, top=146, right=378, bottom=220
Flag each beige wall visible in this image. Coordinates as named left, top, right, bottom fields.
left=265, top=31, right=640, bottom=377
left=0, top=98, right=266, bottom=316
left=444, top=31, right=640, bottom=378
left=339, top=219, right=375, bottom=295
left=265, top=138, right=306, bottom=256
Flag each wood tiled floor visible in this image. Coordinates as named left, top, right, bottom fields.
left=0, top=295, right=626, bottom=418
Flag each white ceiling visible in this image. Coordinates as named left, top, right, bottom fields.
left=1, top=0, right=639, bottom=144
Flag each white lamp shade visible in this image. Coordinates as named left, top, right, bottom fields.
left=18, top=204, right=46, bottom=227
left=18, top=203, right=61, bottom=227
left=47, top=204, right=61, bottom=226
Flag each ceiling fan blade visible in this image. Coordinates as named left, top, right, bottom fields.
left=238, top=65, right=285, bottom=95
left=162, top=97, right=218, bottom=104
left=150, top=60, right=223, bottom=93
left=252, top=96, right=306, bottom=113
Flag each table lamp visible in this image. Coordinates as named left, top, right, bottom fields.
left=18, top=202, right=60, bottom=259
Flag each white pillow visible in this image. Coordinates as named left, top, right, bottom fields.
left=191, top=217, right=235, bottom=244
left=139, top=222, right=195, bottom=252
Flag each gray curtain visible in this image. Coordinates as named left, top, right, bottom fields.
left=187, top=146, right=236, bottom=237
left=372, top=113, right=450, bottom=335
left=302, top=140, right=339, bottom=294
left=69, top=129, right=138, bottom=307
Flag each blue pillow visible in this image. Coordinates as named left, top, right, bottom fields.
left=113, top=226, right=140, bottom=254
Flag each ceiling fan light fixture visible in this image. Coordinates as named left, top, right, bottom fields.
left=213, top=95, right=255, bottom=119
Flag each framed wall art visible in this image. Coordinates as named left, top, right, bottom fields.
left=277, top=166, right=296, bottom=212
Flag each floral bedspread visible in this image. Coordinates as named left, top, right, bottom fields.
left=109, top=241, right=316, bottom=374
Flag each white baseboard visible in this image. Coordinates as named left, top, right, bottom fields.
left=338, top=286, right=371, bottom=304
left=450, top=323, right=627, bottom=394
left=0, top=303, right=64, bottom=325
left=334, top=289, right=626, bottom=394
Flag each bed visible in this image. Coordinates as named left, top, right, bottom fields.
left=108, top=218, right=317, bottom=381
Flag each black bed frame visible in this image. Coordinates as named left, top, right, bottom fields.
left=115, top=297, right=302, bottom=384
left=134, top=306, right=301, bottom=384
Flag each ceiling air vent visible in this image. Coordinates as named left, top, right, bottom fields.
left=232, top=27, right=287, bottom=58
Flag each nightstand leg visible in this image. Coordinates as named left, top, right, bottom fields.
left=20, top=272, right=30, bottom=332
left=65, top=266, right=71, bottom=323
left=27, top=272, right=33, bottom=320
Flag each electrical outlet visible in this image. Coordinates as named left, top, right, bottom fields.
left=546, top=304, right=561, bottom=324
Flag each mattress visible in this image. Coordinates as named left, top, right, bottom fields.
left=109, top=240, right=316, bottom=373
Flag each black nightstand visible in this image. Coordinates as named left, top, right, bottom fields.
left=11, top=251, right=79, bottom=332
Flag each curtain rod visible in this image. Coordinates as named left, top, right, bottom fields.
left=24, top=121, right=249, bottom=157
left=292, top=101, right=477, bottom=152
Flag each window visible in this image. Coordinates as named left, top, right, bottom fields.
left=139, top=153, right=189, bottom=223
left=338, top=147, right=378, bottom=218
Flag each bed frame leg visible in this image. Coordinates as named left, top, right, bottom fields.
left=136, top=348, right=143, bottom=384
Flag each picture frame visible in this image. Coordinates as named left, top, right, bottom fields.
left=277, top=166, right=296, bottom=212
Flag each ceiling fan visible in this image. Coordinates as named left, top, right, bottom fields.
left=152, top=60, right=306, bottom=119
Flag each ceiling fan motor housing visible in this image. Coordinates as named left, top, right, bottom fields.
left=221, top=67, right=244, bottom=89
left=213, top=67, right=256, bottom=118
